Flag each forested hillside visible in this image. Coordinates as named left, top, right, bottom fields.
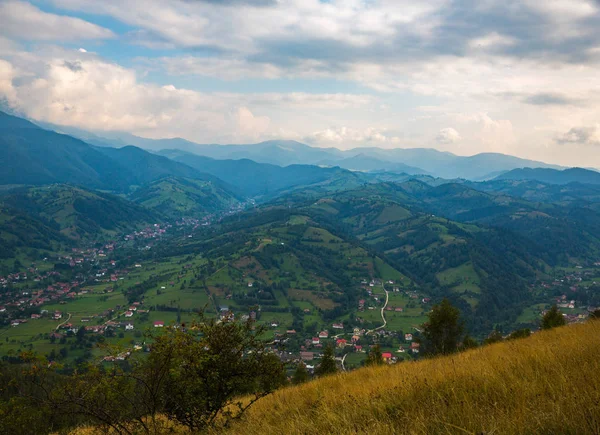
left=1, top=185, right=160, bottom=240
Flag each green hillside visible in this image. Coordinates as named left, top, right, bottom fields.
left=1, top=185, right=160, bottom=240
left=0, top=111, right=236, bottom=194
left=128, top=177, right=242, bottom=218
left=0, top=205, right=66, bottom=260
left=160, top=149, right=370, bottom=197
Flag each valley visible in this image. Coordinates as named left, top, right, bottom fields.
left=2, top=111, right=600, bottom=371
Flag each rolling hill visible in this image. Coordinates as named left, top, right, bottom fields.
left=319, top=153, right=427, bottom=174
left=1, top=185, right=160, bottom=240
left=0, top=111, right=235, bottom=195
left=158, top=150, right=371, bottom=197
left=0, top=112, right=129, bottom=190
left=467, top=179, right=600, bottom=210
left=495, top=167, right=600, bottom=185
left=0, top=205, right=67, bottom=260
left=128, top=177, right=242, bottom=218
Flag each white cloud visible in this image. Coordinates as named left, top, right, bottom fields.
left=3, top=1, right=600, bottom=166
left=308, top=126, right=401, bottom=148
left=0, top=59, right=17, bottom=103
left=556, top=125, right=600, bottom=146
left=0, top=49, right=376, bottom=144
left=436, top=127, right=461, bottom=144
left=0, top=1, right=115, bottom=41
left=52, top=0, right=445, bottom=52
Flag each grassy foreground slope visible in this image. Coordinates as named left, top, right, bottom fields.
left=233, top=322, right=600, bottom=435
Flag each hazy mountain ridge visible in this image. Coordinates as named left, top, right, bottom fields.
left=45, top=120, right=566, bottom=180
left=158, top=149, right=371, bottom=197
left=495, top=167, right=600, bottom=185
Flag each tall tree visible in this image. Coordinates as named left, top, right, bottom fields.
left=365, top=343, right=384, bottom=366
left=541, top=306, right=566, bottom=330
left=315, top=346, right=338, bottom=377
left=461, top=334, right=479, bottom=349
left=421, top=299, right=465, bottom=356
left=292, top=362, right=309, bottom=385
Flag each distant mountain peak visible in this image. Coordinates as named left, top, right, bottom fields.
left=0, top=110, right=41, bottom=130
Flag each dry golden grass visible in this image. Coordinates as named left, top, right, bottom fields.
left=70, top=322, right=600, bottom=434
left=229, top=321, right=600, bottom=435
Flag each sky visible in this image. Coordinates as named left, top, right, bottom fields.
left=1, top=0, right=600, bottom=166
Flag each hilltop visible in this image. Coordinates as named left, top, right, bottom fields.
left=229, top=322, right=600, bottom=435
left=1, top=184, right=159, bottom=240
left=0, top=111, right=228, bottom=193
left=496, top=167, right=600, bottom=185
left=129, top=176, right=242, bottom=218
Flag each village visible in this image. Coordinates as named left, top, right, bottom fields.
left=1, top=211, right=600, bottom=370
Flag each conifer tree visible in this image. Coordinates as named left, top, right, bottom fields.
left=541, top=305, right=566, bottom=330
left=461, top=334, right=479, bottom=349
left=292, top=362, right=309, bottom=384
left=421, top=299, right=464, bottom=355
left=315, top=346, right=338, bottom=377
left=365, top=343, right=384, bottom=366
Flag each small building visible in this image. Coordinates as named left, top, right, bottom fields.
left=300, top=351, right=314, bottom=361
left=153, top=321, right=164, bottom=328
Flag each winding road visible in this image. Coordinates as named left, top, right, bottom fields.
left=340, top=353, right=348, bottom=371
left=55, top=313, right=72, bottom=331
left=366, top=285, right=389, bottom=335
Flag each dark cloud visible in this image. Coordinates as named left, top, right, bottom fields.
left=249, top=0, right=600, bottom=69
left=63, top=60, right=83, bottom=72
left=523, top=93, right=583, bottom=106
left=556, top=126, right=600, bottom=146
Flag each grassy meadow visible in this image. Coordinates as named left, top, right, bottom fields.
left=69, top=321, right=600, bottom=435
left=228, top=321, right=600, bottom=435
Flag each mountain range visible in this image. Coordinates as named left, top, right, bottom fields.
left=495, top=167, right=600, bottom=185
left=41, top=116, right=569, bottom=180
left=3, top=110, right=600, bottom=348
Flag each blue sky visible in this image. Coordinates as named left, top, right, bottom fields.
left=1, top=0, right=600, bottom=166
